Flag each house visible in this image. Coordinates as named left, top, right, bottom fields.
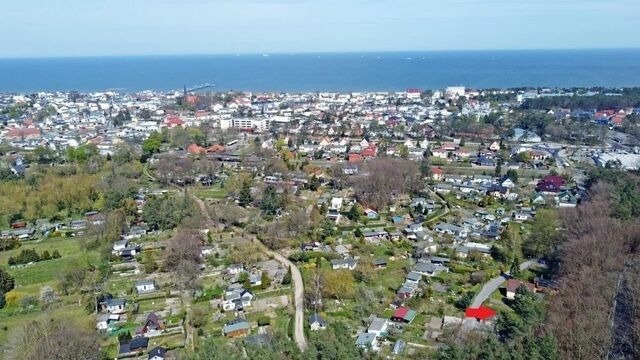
left=392, top=339, right=406, bottom=355
left=367, top=317, right=389, bottom=336
left=372, top=258, right=387, bottom=269
left=249, top=272, right=262, bottom=287
left=309, top=313, right=327, bottom=331
left=361, top=229, right=388, bottom=244
left=434, top=222, right=467, bottom=238
left=331, top=258, right=357, bottom=270
left=119, top=337, right=149, bottom=355
left=430, top=167, right=444, bottom=181
left=499, top=176, right=515, bottom=189
left=434, top=183, right=452, bottom=194
left=222, top=286, right=254, bottom=311
left=364, top=208, right=378, bottom=219
left=330, top=197, right=343, bottom=211
left=334, top=244, right=350, bottom=257
left=106, top=298, right=126, bottom=314
left=135, top=280, right=157, bottom=294
left=457, top=242, right=492, bottom=258
left=223, top=319, right=251, bottom=338
left=391, top=307, right=417, bottom=324
left=355, top=333, right=378, bottom=351
left=413, top=261, right=448, bottom=277
left=148, top=346, right=167, bottom=360
left=137, top=312, right=164, bottom=336
left=556, top=190, right=579, bottom=208
left=227, top=263, right=245, bottom=275
left=505, top=279, right=536, bottom=300
left=405, top=271, right=422, bottom=284
left=431, top=147, right=449, bottom=159
left=96, top=313, right=119, bottom=330
left=464, top=306, right=497, bottom=321
left=489, top=141, right=501, bottom=151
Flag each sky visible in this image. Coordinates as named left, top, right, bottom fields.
left=1, top=0, right=639, bottom=58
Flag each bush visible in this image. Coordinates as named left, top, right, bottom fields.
left=52, top=250, right=61, bottom=259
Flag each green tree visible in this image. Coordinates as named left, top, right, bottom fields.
left=494, top=158, right=503, bottom=177
left=238, top=179, right=253, bottom=207
left=308, top=174, right=320, bottom=191
left=142, top=252, right=158, bottom=274
left=505, top=169, right=519, bottom=183
left=523, top=208, right=560, bottom=258
left=141, top=131, right=163, bottom=161
left=260, top=185, right=280, bottom=215
left=282, top=266, right=292, bottom=285
left=346, top=204, right=362, bottom=221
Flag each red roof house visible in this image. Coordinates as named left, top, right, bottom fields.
left=465, top=306, right=497, bottom=321
left=361, top=145, right=378, bottom=158
left=165, top=116, right=184, bottom=128
left=348, top=153, right=363, bottom=163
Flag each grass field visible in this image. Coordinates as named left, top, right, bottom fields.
left=1, top=236, right=101, bottom=291
left=191, top=186, right=228, bottom=200
left=0, top=236, right=102, bottom=347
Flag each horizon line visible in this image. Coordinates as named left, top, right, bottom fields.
left=1, top=47, right=639, bottom=61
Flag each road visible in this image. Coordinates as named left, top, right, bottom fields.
left=259, top=246, right=308, bottom=351
left=470, top=260, right=537, bottom=308
left=187, top=189, right=308, bottom=351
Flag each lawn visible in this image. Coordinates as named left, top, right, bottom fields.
left=1, top=236, right=101, bottom=290
left=192, top=187, right=228, bottom=200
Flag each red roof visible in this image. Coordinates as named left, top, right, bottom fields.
left=393, top=307, right=409, bottom=318
left=165, top=116, right=184, bottom=126
left=541, top=175, right=566, bottom=187
left=361, top=146, right=377, bottom=157
left=348, top=153, right=363, bottom=163
left=5, top=127, right=41, bottom=139
left=431, top=167, right=443, bottom=175
left=465, top=306, right=496, bottom=320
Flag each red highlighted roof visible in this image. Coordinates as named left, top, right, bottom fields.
left=465, top=306, right=497, bottom=320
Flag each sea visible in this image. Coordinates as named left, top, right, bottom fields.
left=0, top=49, right=639, bottom=93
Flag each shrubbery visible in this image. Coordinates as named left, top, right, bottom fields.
left=8, top=248, right=61, bottom=266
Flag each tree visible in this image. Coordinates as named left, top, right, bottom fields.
left=505, top=169, right=519, bottom=183
left=4, top=317, right=100, bottom=360
left=282, top=266, right=292, bottom=285
left=308, top=174, right=320, bottom=191
left=512, top=286, right=544, bottom=326
left=346, top=204, right=362, bottom=221
left=494, top=158, right=503, bottom=177
left=523, top=208, right=560, bottom=258
left=164, top=229, right=203, bottom=289
left=142, top=252, right=158, bottom=274
left=0, top=268, right=15, bottom=309
left=420, top=157, right=431, bottom=178
left=260, top=185, right=281, bottom=215
left=320, top=269, right=355, bottom=300
left=454, top=291, right=475, bottom=310
left=141, top=131, right=163, bottom=161
left=260, top=272, right=271, bottom=289
left=238, top=179, right=253, bottom=207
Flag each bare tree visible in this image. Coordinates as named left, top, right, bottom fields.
left=164, top=229, right=203, bottom=289
left=4, top=317, right=100, bottom=360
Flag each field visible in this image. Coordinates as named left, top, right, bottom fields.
left=0, top=236, right=102, bottom=346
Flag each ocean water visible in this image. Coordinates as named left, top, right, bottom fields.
left=0, top=49, right=639, bottom=93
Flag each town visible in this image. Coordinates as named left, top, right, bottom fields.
left=0, top=86, right=639, bottom=359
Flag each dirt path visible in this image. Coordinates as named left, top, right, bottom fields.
left=188, top=190, right=308, bottom=351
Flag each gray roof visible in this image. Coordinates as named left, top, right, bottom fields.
left=368, top=317, right=387, bottom=332
left=355, top=333, right=376, bottom=346
left=406, top=271, right=422, bottom=282
left=224, top=320, right=250, bottom=334
left=309, top=313, right=326, bottom=326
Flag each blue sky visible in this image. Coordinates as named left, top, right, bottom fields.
left=1, top=0, right=639, bottom=58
